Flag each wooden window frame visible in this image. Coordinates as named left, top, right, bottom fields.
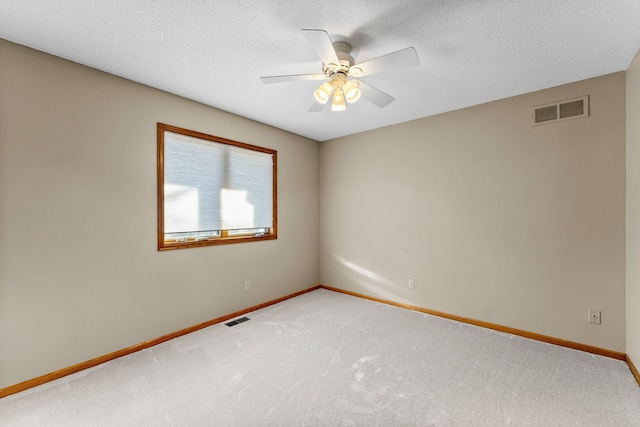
left=157, top=123, right=277, bottom=251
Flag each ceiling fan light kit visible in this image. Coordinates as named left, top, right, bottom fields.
left=260, top=29, right=420, bottom=112
left=314, top=72, right=361, bottom=112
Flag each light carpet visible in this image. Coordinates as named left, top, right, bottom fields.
left=1, top=289, right=639, bottom=426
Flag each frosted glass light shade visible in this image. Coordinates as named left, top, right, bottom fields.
left=343, top=80, right=361, bottom=103
left=331, top=88, right=346, bottom=112
left=313, top=82, right=333, bottom=104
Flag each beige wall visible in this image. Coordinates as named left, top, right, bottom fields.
left=627, top=49, right=640, bottom=366
left=321, top=72, right=627, bottom=352
left=0, top=39, right=321, bottom=388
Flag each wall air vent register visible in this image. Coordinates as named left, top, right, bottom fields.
left=532, top=95, right=589, bottom=125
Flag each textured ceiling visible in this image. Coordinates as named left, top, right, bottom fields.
left=2, top=0, right=640, bottom=141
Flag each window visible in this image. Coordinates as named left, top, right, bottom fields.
left=157, top=123, right=277, bottom=250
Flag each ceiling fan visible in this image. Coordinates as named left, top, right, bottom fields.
left=260, top=29, right=420, bottom=112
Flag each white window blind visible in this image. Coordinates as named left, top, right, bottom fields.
left=163, top=131, right=274, bottom=236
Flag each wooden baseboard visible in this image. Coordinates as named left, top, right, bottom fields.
left=2, top=283, right=635, bottom=399
left=0, top=285, right=321, bottom=399
left=319, top=285, right=627, bottom=361
left=627, top=356, right=640, bottom=387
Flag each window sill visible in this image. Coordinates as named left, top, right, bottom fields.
left=158, top=233, right=277, bottom=251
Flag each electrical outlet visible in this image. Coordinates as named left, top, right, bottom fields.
left=244, top=281, right=251, bottom=291
left=588, top=309, right=601, bottom=324
left=408, top=279, right=415, bottom=289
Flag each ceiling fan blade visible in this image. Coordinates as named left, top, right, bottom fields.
left=357, top=80, right=395, bottom=108
left=260, top=74, right=326, bottom=84
left=308, top=100, right=328, bottom=112
left=350, top=47, right=419, bottom=77
left=301, top=29, right=340, bottom=67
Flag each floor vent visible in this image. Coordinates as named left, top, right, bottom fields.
left=532, top=95, right=589, bottom=125
left=225, top=317, right=250, bottom=327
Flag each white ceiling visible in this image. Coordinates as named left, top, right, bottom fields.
left=2, top=0, right=640, bottom=142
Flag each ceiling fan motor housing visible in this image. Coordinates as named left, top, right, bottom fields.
left=323, top=41, right=355, bottom=76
